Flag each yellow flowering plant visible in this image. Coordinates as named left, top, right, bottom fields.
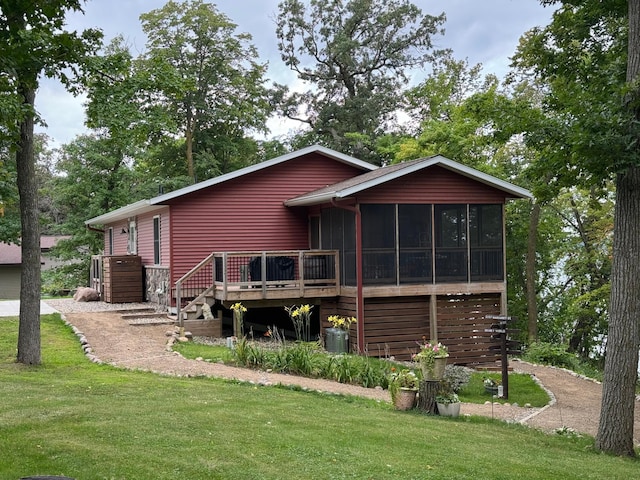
left=327, top=314, right=357, bottom=331
left=230, top=302, right=246, bottom=337
left=285, top=304, right=313, bottom=341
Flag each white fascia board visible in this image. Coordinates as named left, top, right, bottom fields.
left=85, top=200, right=165, bottom=226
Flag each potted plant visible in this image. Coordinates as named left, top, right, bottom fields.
left=388, top=368, right=419, bottom=410
left=413, top=340, right=449, bottom=381
left=484, top=377, right=501, bottom=395
left=435, top=391, right=461, bottom=417
left=325, top=314, right=356, bottom=353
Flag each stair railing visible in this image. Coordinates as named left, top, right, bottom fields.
left=175, top=252, right=217, bottom=333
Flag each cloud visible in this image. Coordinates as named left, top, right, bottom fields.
left=35, top=0, right=554, bottom=147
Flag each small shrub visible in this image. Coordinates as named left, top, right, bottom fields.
left=443, top=365, right=472, bottom=393
left=524, top=342, right=579, bottom=369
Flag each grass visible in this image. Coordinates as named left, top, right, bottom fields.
left=176, top=341, right=550, bottom=408
left=0, top=315, right=638, bottom=479
left=459, top=372, right=549, bottom=407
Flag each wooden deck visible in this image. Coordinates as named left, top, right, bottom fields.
left=175, top=250, right=340, bottom=321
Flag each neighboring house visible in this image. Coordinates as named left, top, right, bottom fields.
left=0, top=236, right=69, bottom=299
left=85, top=145, right=531, bottom=363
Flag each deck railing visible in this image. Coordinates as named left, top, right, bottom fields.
left=175, top=250, right=339, bottom=325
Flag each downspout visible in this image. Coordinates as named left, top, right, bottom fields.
left=331, top=199, right=365, bottom=353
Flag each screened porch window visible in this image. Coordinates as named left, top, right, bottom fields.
left=320, top=208, right=355, bottom=285
left=361, top=204, right=396, bottom=285
left=435, top=204, right=467, bottom=282
left=318, top=203, right=503, bottom=286
left=399, top=204, right=432, bottom=283
left=469, top=204, right=503, bottom=281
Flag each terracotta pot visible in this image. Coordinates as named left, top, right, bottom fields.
left=394, top=388, right=417, bottom=410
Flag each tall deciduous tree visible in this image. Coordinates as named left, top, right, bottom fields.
left=513, top=0, right=638, bottom=456
left=0, top=0, right=101, bottom=364
left=274, top=0, right=447, bottom=163
left=139, top=0, right=271, bottom=181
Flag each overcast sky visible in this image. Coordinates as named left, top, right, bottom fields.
left=35, top=0, right=556, bottom=147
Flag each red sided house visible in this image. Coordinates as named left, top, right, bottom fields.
left=86, top=145, right=531, bottom=363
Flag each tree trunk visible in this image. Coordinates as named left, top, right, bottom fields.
left=185, top=113, right=195, bottom=182
left=416, top=380, right=439, bottom=415
left=595, top=167, right=640, bottom=456
left=16, top=85, right=41, bottom=365
left=596, top=0, right=640, bottom=456
left=526, top=201, right=541, bottom=344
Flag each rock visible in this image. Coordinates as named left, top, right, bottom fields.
left=184, top=331, right=193, bottom=339
left=73, top=287, right=100, bottom=302
left=177, top=336, right=189, bottom=342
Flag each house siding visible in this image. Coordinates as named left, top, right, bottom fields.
left=104, top=221, right=130, bottom=255
left=169, top=153, right=368, bottom=282
left=137, top=208, right=170, bottom=266
left=354, top=165, right=507, bottom=204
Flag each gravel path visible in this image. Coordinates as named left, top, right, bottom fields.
left=46, top=299, right=640, bottom=444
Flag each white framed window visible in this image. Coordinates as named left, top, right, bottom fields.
left=127, top=219, right=137, bottom=255
left=153, top=215, right=161, bottom=264
left=107, top=227, right=114, bottom=255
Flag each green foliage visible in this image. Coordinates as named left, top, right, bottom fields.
left=41, top=261, right=88, bottom=296
left=459, top=373, right=549, bottom=408
left=274, top=0, right=447, bottom=163
left=442, top=364, right=472, bottom=393
left=2, top=316, right=639, bottom=479
left=523, top=342, right=580, bottom=370
left=138, top=0, right=272, bottom=180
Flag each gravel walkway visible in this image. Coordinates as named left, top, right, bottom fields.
left=45, top=299, right=640, bottom=444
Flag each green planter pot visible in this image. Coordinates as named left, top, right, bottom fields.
left=325, top=327, right=348, bottom=353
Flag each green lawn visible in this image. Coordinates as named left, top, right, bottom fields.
left=0, top=315, right=637, bottom=479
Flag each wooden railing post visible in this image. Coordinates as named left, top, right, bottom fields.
left=299, top=251, right=305, bottom=296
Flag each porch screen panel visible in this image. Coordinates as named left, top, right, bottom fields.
left=469, top=204, right=503, bottom=281
left=361, top=204, right=396, bottom=284
left=399, top=204, right=432, bottom=283
left=435, top=204, right=467, bottom=282
left=320, top=208, right=355, bottom=285
left=343, top=210, right=356, bottom=285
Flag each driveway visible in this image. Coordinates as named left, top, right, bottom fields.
left=0, top=300, right=59, bottom=317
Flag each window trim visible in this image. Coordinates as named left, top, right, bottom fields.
left=153, top=215, right=161, bottom=265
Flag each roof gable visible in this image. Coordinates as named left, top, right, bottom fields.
left=86, top=145, right=376, bottom=226
left=285, top=155, right=532, bottom=206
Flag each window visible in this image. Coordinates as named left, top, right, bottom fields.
left=309, top=216, right=320, bottom=250
left=399, top=204, right=432, bottom=283
left=469, top=204, right=503, bottom=281
left=153, top=216, right=161, bottom=265
left=361, top=204, right=396, bottom=284
left=127, top=219, right=137, bottom=255
left=434, top=205, right=467, bottom=282
left=320, top=208, right=355, bottom=285
left=107, top=227, right=114, bottom=255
